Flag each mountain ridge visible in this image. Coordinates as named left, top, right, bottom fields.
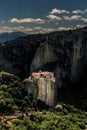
left=0, top=31, right=26, bottom=43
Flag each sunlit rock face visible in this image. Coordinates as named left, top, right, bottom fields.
left=30, top=43, right=58, bottom=72
left=24, top=71, right=57, bottom=107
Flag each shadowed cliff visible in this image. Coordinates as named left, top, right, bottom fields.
left=0, top=34, right=42, bottom=79
left=0, top=27, right=87, bottom=85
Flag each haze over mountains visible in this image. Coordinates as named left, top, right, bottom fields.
left=0, top=32, right=26, bottom=43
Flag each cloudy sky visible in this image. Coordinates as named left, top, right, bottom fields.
left=0, top=0, right=87, bottom=34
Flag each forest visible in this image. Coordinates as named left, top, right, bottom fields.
left=0, top=71, right=87, bottom=130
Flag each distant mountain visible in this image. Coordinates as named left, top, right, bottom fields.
left=0, top=32, right=26, bottom=43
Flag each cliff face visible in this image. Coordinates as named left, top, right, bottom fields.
left=24, top=71, right=57, bottom=107
left=37, top=77, right=57, bottom=107
left=30, top=29, right=87, bottom=87
left=70, top=37, right=83, bottom=81
left=0, top=34, right=42, bottom=79
left=0, top=27, right=87, bottom=85
left=30, top=42, right=57, bottom=72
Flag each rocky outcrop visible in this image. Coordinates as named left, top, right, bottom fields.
left=24, top=71, right=57, bottom=107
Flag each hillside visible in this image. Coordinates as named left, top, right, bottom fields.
left=0, top=71, right=36, bottom=114
left=0, top=72, right=87, bottom=130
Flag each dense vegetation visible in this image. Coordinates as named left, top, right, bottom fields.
left=0, top=71, right=87, bottom=129
left=1, top=104, right=87, bottom=130
left=0, top=71, right=36, bottom=114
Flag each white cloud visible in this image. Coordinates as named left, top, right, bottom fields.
left=0, top=26, right=33, bottom=33
left=9, top=18, right=45, bottom=24
left=0, top=26, right=72, bottom=34
left=0, top=26, right=75, bottom=34
left=0, top=24, right=86, bottom=34
left=50, top=8, right=69, bottom=14
left=56, top=27, right=72, bottom=31
left=0, top=26, right=54, bottom=34
left=63, top=15, right=81, bottom=21
left=34, top=27, right=55, bottom=33
left=30, top=27, right=74, bottom=33
left=72, top=8, right=87, bottom=14
left=72, top=9, right=85, bottom=14
left=81, top=18, right=87, bottom=22
left=84, top=8, right=87, bottom=12
left=63, top=16, right=71, bottom=20
left=70, top=15, right=81, bottom=20
left=47, top=15, right=62, bottom=21
left=76, top=24, right=86, bottom=28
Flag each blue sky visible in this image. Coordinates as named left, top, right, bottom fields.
left=0, top=0, right=87, bottom=34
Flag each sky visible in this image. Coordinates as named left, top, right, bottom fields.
left=0, top=0, right=87, bottom=34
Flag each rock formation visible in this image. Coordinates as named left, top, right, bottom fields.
left=30, top=42, right=57, bottom=72
left=0, top=27, right=87, bottom=105
left=24, top=71, right=57, bottom=107
left=0, top=34, right=41, bottom=79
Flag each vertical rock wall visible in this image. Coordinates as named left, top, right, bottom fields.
left=30, top=43, right=57, bottom=71
left=37, top=77, right=57, bottom=107
left=71, top=37, right=83, bottom=81
left=24, top=71, right=57, bottom=107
